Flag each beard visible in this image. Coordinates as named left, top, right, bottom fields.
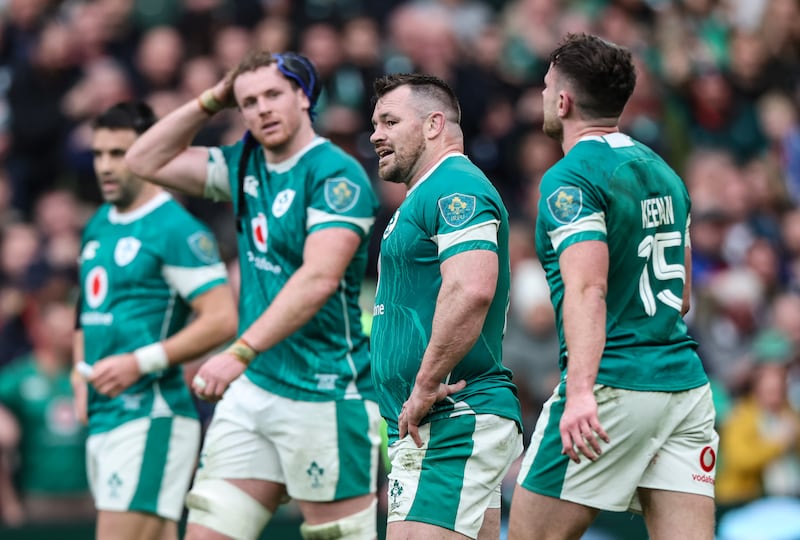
left=542, top=114, right=563, bottom=142
left=104, top=180, right=140, bottom=210
left=378, top=139, right=426, bottom=185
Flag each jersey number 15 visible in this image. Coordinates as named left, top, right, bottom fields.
left=637, top=231, right=685, bottom=316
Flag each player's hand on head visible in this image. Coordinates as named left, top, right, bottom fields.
left=88, top=353, right=142, bottom=398
left=191, top=352, right=247, bottom=403
left=211, top=71, right=237, bottom=109
left=559, top=392, right=610, bottom=464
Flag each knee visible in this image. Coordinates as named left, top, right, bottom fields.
left=300, top=499, right=377, bottom=540
left=186, top=479, right=272, bottom=540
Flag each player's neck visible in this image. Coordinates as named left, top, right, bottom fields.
left=406, top=141, right=463, bottom=190
left=262, top=123, right=317, bottom=164
left=116, top=183, right=164, bottom=214
left=562, top=123, right=619, bottom=154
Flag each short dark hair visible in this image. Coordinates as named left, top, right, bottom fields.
left=549, top=33, right=636, bottom=120
left=373, top=73, right=461, bottom=123
left=232, top=50, right=321, bottom=119
left=92, top=101, right=157, bottom=134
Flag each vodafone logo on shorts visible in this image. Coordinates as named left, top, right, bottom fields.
left=699, top=446, right=716, bottom=472
left=85, top=266, right=108, bottom=308
left=251, top=212, right=268, bottom=253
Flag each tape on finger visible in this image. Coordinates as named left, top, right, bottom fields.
left=193, top=374, right=207, bottom=392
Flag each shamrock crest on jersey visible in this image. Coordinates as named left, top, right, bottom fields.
left=114, top=237, right=141, bottom=266
left=187, top=231, right=219, bottom=264
left=546, top=186, right=583, bottom=224
left=324, top=177, right=360, bottom=213
left=438, top=193, right=476, bottom=227
left=272, top=189, right=296, bottom=217
left=383, top=209, right=400, bottom=240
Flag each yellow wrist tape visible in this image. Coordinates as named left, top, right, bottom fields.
left=197, top=89, right=224, bottom=115
left=226, top=338, right=257, bottom=366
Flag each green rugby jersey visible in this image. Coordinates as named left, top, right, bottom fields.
left=370, top=154, right=521, bottom=443
left=0, top=356, right=88, bottom=493
left=79, top=192, right=227, bottom=434
left=205, top=136, right=379, bottom=402
left=536, top=132, right=707, bottom=391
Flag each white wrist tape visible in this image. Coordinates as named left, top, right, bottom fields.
left=75, top=361, right=93, bottom=379
left=133, top=343, right=169, bottom=374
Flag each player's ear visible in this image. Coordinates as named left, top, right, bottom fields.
left=557, top=91, right=571, bottom=118
left=425, top=111, right=446, bottom=139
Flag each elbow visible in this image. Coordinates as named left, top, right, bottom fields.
left=217, top=312, right=238, bottom=343
left=204, top=307, right=238, bottom=345
left=315, top=275, right=342, bottom=302
left=124, top=148, right=152, bottom=179
left=463, top=283, right=496, bottom=312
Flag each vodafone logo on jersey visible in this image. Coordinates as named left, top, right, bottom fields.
left=699, top=446, right=716, bottom=472
left=85, top=267, right=108, bottom=308
left=251, top=212, right=268, bottom=253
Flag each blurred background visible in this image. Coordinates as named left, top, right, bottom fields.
left=0, top=0, right=799, bottom=538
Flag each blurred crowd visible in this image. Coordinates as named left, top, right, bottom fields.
left=0, top=0, right=799, bottom=536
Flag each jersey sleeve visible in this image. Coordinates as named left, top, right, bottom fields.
left=428, top=181, right=502, bottom=263
left=204, top=146, right=234, bottom=202
left=537, top=165, right=608, bottom=257
left=161, top=218, right=228, bottom=302
left=306, top=159, right=378, bottom=238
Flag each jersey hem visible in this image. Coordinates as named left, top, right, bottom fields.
left=244, top=371, right=378, bottom=403
left=592, top=376, right=709, bottom=393
left=87, top=412, right=199, bottom=436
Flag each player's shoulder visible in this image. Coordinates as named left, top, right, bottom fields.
left=83, top=204, right=113, bottom=233
left=216, top=138, right=246, bottom=161
left=425, top=154, right=496, bottom=194
left=154, top=197, right=210, bottom=231
left=307, top=139, right=370, bottom=181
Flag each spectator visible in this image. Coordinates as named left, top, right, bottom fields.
left=716, top=329, right=800, bottom=508
left=0, top=299, right=94, bottom=524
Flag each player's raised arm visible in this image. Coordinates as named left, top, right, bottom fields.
left=125, top=77, right=235, bottom=197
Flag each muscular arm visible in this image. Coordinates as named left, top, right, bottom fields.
left=561, top=240, right=608, bottom=397
left=559, top=239, right=610, bottom=461
left=124, top=99, right=215, bottom=197
left=400, top=249, right=497, bottom=446
left=416, top=250, right=498, bottom=389
left=240, top=227, right=361, bottom=351
left=191, top=224, right=369, bottom=402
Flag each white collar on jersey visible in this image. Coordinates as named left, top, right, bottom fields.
left=265, top=136, right=327, bottom=174
left=406, top=152, right=465, bottom=197
left=108, top=191, right=171, bottom=224
left=577, top=132, right=633, bottom=148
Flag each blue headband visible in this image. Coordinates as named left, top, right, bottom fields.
left=272, top=52, right=319, bottom=120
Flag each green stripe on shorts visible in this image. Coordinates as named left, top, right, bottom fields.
left=408, top=414, right=476, bottom=529
left=130, top=417, right=173, bottom=514
left=523, top=383, right=570, bottom=497
left=335, top=400, right=373, bottom=499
